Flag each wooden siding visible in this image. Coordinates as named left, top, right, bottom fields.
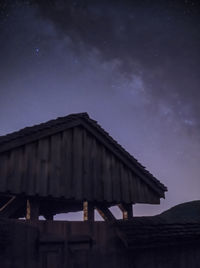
left=0, top=219, right=38, bottom=268
left=2, top=220, right=199, bottom=268
left=0, top=126, right=160, bottom=204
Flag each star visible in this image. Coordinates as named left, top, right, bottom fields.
left=34, top=48, right=40, bottom=55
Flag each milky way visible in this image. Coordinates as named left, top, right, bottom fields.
left=0, top=0, right=200, bottom=217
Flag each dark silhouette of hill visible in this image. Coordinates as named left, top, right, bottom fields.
left=158, top=200, right=200, bottom=223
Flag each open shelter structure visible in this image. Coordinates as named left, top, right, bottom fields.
left=4, top=113, right=200, bottom=268
left=0, top=113, right=167, bottom=222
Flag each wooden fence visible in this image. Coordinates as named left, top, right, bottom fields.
left=0, top=219, right=200, bottom=268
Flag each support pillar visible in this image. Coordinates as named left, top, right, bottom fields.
left=118, top=204, right=133, bottom=220
left=26, top=199, right=39, bottom=220
left=83, top=201, right=94, bottom=221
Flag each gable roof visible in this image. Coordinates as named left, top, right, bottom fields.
left=0, top=113, right=167, bottom=200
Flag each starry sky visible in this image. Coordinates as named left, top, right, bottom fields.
left=0, top=0, right=200, bottom=218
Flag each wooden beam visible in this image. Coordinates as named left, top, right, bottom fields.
left=26, top=199, right=39, bottom=220
left=83, top=201, right=94, bottom=221
left=95, top=204, right=116, bottom=221
left=0, top=196, right=26, bottom=218
left=0, top=196, right=16, bottom=213
left=118, top=204, right=133, bottom=220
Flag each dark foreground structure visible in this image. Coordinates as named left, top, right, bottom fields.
left=1, top=213, right=200, bottom=268
left=0, top=113, right=199, bottom=267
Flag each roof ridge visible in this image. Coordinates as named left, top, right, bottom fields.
left=0, top=112, right=89, bottom=145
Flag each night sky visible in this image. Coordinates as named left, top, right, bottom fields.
left=0, top=0, right=200, bottom=218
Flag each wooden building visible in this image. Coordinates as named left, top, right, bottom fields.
left=3, top=113, right=199, bottom=267
left=1, top=211, right=200, bottom=267
left=0, top=113, right=167, bottom=221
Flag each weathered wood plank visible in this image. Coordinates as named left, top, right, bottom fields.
left=125, top=168, right=131, bottom=203
left=35, top=139, right=44, bottom=195
left=60, top=131, right=68, bottom=198
left=14, top=147, right=25, bottom=194
left=82, top=129, right=90, bottom=200
left=102, top=148, right=112, bottom=202
left=49, top=133, right=61, bottom=197
left=6, top=150, right=19, bottom=193
left=61, top=129, right=73, bottom=199
left=92, top=137, right=100, bottom=201
left=83, top=130, right=93, bottom=201
left=24, top=142, right=37, bottom=195
left=112, top=156, right=121, bottom=203
left=129, top=170, right=136, bottom=204
left=96, top=143, right=104, bottom=202
left=120, top=163, right=128, bottom=203
left=73, top=127, right=83, bottom=200
left=132, top=175, right=142, bottom=203
left=0, top=153, right=9, bottom=192
left=19, top=146, right=28, bottom=193
left=36, top=138, right=50, bottom=197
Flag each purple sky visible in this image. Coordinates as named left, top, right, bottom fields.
left=0, top=0, right=200, bottom=218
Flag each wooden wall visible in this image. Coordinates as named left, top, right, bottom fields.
left=0, top=219, right=200, bottom=268
left=0, top=219, right=38, bottom=268
left=14, top=220, right=200, bottom=268
left=0, top=126, right=160, bottom=204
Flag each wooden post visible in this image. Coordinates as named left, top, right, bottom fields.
left=126, top=204, right=133, bottom=219
left=44, top=213, right=54, bottom=220
left=118, top=204, right=133, bottom=220
left=122, top=210, right=128, bottom=220
left=26, top=199, right=39, bottom=220
left=26, top=200, right=30, bottom=220
left=95, top=204, right=116, bottom=221
left=83, top=201, right=94, bottom=221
